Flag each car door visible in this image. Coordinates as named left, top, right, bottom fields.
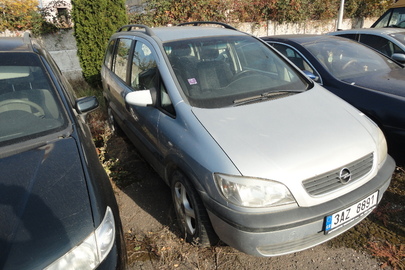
left=124, top=39, right=168, bottom=173
left=104, top=38, right=134, bottom=130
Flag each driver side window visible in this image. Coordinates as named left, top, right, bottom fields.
left=131, top=41, right=175, bottom=115
left=131, top=41, right=158, bottom=91
left=272, top=43, right=320, bottom=80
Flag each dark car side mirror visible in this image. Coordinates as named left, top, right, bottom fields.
left=302, top=70, right=320, bottom=82
left=75, top=96, right=99, bottom=114
left=391, top=53, right=405, bottom=64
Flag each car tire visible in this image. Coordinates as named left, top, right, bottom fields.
left=170, top=171, right=218, bottom=247
left=107, top=104, right=123, bottom=136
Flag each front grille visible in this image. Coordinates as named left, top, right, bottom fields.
left=302, top=153, right=374, bottom=196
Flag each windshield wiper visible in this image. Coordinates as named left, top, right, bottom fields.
left=233, top=91, right=300, bottom=106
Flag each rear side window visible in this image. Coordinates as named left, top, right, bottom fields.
left=104, top=39, right=116, bottom=69
left=112, top=38, right=132, bottom=82
left=359, top=34, right=398, bottom=56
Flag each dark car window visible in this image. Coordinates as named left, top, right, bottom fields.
left=112, top=38, right=132, bottom=83
left=374, top=7, right=405, bottom=27
left=304, top=38, right=402, bottom=80
left=359, top=34, right=399, bottom=56
left=131, top=41, right=158, bottom=90
left=0, top=53, right=67, bottom=145
left=104, top=39, right=116, bottom=70
left=164, top=35, right=309, bottom=108
left=390, top=32, right=405, bottom=51
left=337, top=33, right=357, bottom=41
left=271, top=43, right=320, bottom=79
left=131, top=40, right=175, bottom=115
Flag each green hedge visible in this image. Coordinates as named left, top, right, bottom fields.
left=129, top=0, right=392, bottom=26
left=72, top=0, right=127, bottom=86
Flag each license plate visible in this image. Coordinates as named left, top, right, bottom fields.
left=324, top=191, right=378, bottom=234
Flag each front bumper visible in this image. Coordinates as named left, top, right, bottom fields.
left=204, top=155, right=395, bottom=257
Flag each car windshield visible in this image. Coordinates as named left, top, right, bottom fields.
left=303, top=38, right=403, bottom=80
left=164, top=35, right=309, bottom=108
left=0, top=52, right=67, bottom=145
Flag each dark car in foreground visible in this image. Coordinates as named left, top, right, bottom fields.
left=262, top=34, right=405, bottom=160
left=101, top=22, right=394, bottom=257
left=0, top=34, right=126, bottom=269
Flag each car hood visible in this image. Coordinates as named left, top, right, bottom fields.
left=0, top=138, right=94, bottom=270
left=192, top=86, right=377, bottom=184
left=343, top=69, right=405, bottom=97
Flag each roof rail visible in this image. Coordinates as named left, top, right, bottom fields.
left=177, top=21, right=237, bottom=31
left=117, top=24, right=154, bottom=36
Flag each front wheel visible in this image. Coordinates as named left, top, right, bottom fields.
left=170, top=171, right=218, bottom=246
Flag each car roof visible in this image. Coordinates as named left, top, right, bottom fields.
left=112, top=23, right=247, bottom=43
left=0, top=33, right=38, bottom=53
left=329, top=28, right=405, bottom=36
left=262, top=34, right=346, bottom=45
left=391, top=0, right=405, bottom=8
left=152, top=26, right=246, bottom=42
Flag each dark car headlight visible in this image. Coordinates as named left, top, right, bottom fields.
left=45, top=207, right=116, bottom=270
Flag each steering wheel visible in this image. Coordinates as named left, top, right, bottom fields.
left=0, top=99, right=45, bottom=118
left=342, top=59, right=358, bottom=70
left=232, top=70, right=258, bottom=81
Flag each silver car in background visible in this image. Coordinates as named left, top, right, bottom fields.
left=101, top=22, right=395, bottom=257
left=328, top=28, right=405, bottom=64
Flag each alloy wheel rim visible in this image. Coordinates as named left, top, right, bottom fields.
left=174, top=182, right=196, bottom=235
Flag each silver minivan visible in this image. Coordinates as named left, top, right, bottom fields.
left=101, top=22, right=395, bottom=257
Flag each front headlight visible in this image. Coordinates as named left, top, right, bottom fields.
left=360, top=113, right=388, bottom=167
left=215, top=174, right=295, bottom=208
left=45, top=207, right=116, bottom=270
left=376, top=127, right=388, bottom=167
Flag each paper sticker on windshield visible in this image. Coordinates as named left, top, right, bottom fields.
left=188, top=78, right=198, bottom=85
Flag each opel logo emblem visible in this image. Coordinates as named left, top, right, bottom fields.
left=339, top=168, right=352, bottom=184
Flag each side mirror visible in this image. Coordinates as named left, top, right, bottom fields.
left=75, top=96, right=99, bottom=114
left=302, top=70, right=320, bottom=82
left=125, top=90, right=153, bottom=107
left=391, top=53, right=405, bottom=64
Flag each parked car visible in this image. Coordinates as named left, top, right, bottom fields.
left=328, top=28, right=405, bottom=64
left=0, top=33, right=126, bottom=269
left=262, top=34, right=405, bottom=161
left=101, top=22, right=395, bottom=257
left=371, top=0, right=405, bottom=28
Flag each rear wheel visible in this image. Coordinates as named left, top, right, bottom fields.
left=170, top=171, right=218, bottom=246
